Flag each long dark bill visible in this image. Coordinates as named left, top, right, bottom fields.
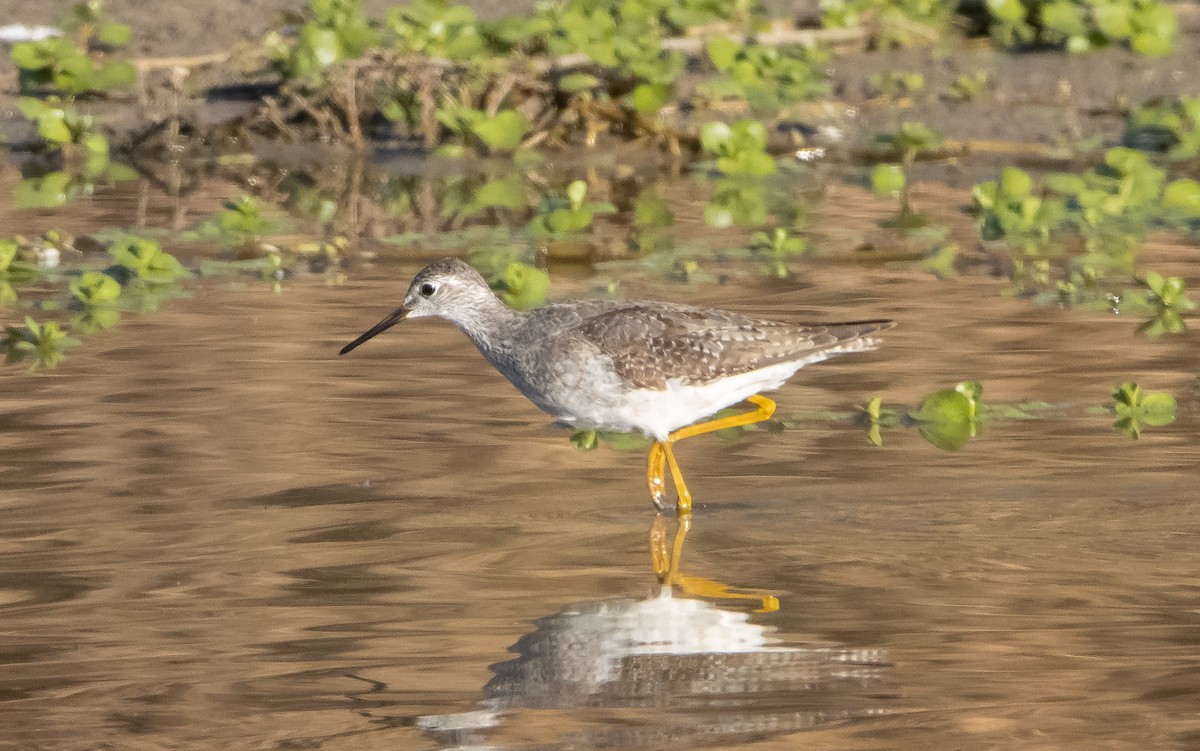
left=339, top=306, right=408, bottom=355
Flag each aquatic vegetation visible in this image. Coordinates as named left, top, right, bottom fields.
left=13, top=98, right=135, bottom=208
left=1110, top=382, right=1175, bottom=439
left=498, top=262, right=550, bottom=310
left=945, top=70, right=990, bottom=101
left=820, top=0, right=953, bottom=48
left=701, top=38, right=827, bottom=112
left=1124, top=96, right=1200, bottom=161
left=18, top=98, right=110, bottom=166
left=265, top=0, right=379, bottom=81
left=2, top=317, right=79, bottom=370
left=0, top=241, right=42, bottom=306
left=870, top=164, right=906, bottom=198
left=748, top=227, right=807, bottom=277
left=972, top=167, right=1065, bottom=250
left=700, top=120, right=776, bottom=177
left=434, top=105, right=532, bottom=156
left=1137, top=271, right=1195, bottom=338
left=703, top=178, right=769, bottom=228
left=193, top=196, right=286, bottom=251
left=867, top=70, right=925, bottom=99
left=10, top=1, right=135, bottom=96
left=981, top=0, right=1177, bottom=55
left=527, top=180, right=616, bottom=237
left=107, top=237, right=189, bottom=284
left=68, top=270, right=121, bottom=306
left=908, top=381, right=982, bottom=451
left=876, top=121, right=942, bottom=166
left=386, top=0, right=485, bottom=60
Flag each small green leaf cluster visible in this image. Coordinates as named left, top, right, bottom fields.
left=703, top=179, right=769, bottom=228
left=387, top=0, right=485, bottom=60
left=107, top=236, right=190, bottom=285
left=14, top=98, right=136, bottom=208
left=267, top=0, right=379, bottom=81
left=821, top=0, right=954, bottom=48
left=983, top=0, right=1177, bottom=56
left=528, top=180, right=617, bottom=236
left=702, top=37, right=827, bottom=112
left=870, top=164, right=906, bottom=197
left=3, top=317, right=80, bottom=370
left=909, top=380, right=982, bottom=451
left=1124, top=96, right=1200, bottom=161
left=867, top=70, right=924, bottom=99
left=973, top=150, right=1200, bottom=251
left=1137, top=271, right=1196, bottom=337
left=1111, top=382, right=1175, bottom=439
left=972, top=167, right=1066, bottom=247
left=534, top=0, right=684, bottom=87
left=748, top=227, right=807, bottom=277
left=11, top=1, right=134, bottom=96
left=700, top=120, right=776, bottom=176
left=945, top=70, right=989, bottom=101
left=194, top=196, right=285, bottom=250
left=434, top=106, right=531, bottom=156
left=17, top=97, right=109, bottom=165
left=498, top=262, right=550, bottom=310
left=1, top=232, right=194, bottom=369
left=875, top=121, right=942, bottom=165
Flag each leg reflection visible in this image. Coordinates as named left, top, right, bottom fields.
left=649, top=512, right=780, bottom=613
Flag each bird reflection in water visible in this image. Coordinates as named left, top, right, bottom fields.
left=411, top=513, right=891, bottom=750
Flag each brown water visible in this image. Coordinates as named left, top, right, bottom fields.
left=2, top=173, right=1200, bottom=750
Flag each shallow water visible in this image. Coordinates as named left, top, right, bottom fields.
left=2, top=166, right=1200, bottom=750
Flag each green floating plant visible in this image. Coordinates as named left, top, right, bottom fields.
left=875, top=121, right=942, bottom=166
left=748, top=227, right=807, bottom=278
left=69, top=271, right=122, bottom=331
left=569, top=428, right=651, bottom=451
left=703, top=178, right=769, bottom=228
left=870, top=164, right=906, bottom=197
left=868, top=70, right=924, bottom=99
left=702, top=37, right=827, bottom=112
left=1124, top=95, right=1200, bottom=160
left=821, top=0, right=954, bottom=48
left=983, top=0, right=1177, bottom=56
left=265, top=0, right=379, bottom=81
left=107, top=237, right=189, bottom=284
left=1111, top=382, right=1175, bottom=439
left=945, top=70, right=990, bottom=101
left=387, top=0, right=484, bottom=60
left=11, top=1, right=135, bottom=96
left=700, top=120, right=776, bottom=177
left=908, top=381, right=982, bottom=451
left=193, top=196, right=283, bottom=250
left=3, top=317, right=79, bottom=370
left=1137, top=271, right=1196, bottom=338
left=527, top=180, right=616, bottom=236
left=972, top=166, right=1065, bottom=249
left=498, top=262, right=549, bottom=311
left=434, top=105, right=531, bottom=156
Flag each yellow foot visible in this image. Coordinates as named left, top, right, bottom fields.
left=649, top=513, right=779, bottom=613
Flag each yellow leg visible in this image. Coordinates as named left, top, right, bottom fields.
left=643, top=395, right=778, bottom=515
left=668, top=394, right=776, bottom=442
left=649, top=513, right=779, bottom=613
left=660, top=442, right=693, bottom=514
left=646, top=441, right=668, bottom=510
left=649, top=513, right=670, bottom=581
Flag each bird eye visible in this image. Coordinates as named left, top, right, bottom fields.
left=420, top=283, right=436, bottom=297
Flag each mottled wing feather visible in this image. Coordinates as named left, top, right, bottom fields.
left=570, top=302, right=893, bottom=389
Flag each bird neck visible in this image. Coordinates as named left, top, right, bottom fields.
left=446, top=291, right=526, bottom=359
